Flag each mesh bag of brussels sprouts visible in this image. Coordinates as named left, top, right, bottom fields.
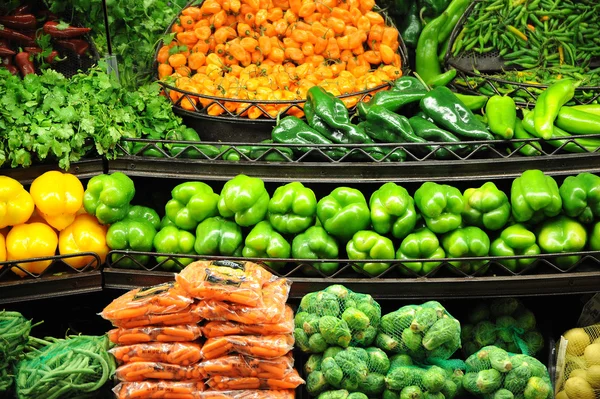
left=295, top=285, right=382, bottom=353
left=376, top=301, right=461, bottom=362
left=556, top=324, right=600, bottom=399
left=462, top=345, right=553, bottom=399
left=305, top=346, right=391, bottom=397
left=460, top=298, right=545, bottom=359
left=314, top=391, right=369, bottom=399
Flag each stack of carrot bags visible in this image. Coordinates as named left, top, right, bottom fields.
left=102, top=260, right=303, bottom=399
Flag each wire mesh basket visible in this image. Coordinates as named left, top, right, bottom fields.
left=443, top=0, right=600, bottom=107
left=0, top=252, right=102, bottom=282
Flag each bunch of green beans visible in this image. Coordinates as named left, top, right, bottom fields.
left=0, top=311, right=33, bottom=392
left=452, top=0, right=600, bottom=73
left=15, top=335, right=116, bottom=399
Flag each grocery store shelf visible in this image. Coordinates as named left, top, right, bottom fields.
left=1, top=159, right=106, bottom=184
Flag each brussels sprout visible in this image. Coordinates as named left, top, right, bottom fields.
left=295, top=328, right=311, bottom=352
left=400, top=385, right=423, bottom=399
left=469, top=303, right=491, bottom=324
left=464, top=341, right=480, bottom=357
left=353, top=325, right=378, bottom=347
left=305, top=354, right=323, bottom=374
left=386, top=366, right=422, bottom=392
left=487, top=346, right=512, bottom=372
left=307, top=371, right=330, bottom=395
left=496, top=316, right=519, bottom=343
left=504, top=361, right=532, bottom=394
left=381, top=308, right=417, bottom=334
left=322, top=357, right=344, bottom=387
left=466, top=347, right=492, bottom=373
left=411, top=308, right=438, bottom=332
left=462, top=371, right=482, bottom=395
left=340, top=375, right=360, bottom=391
left=347, top=393, right=368, bottom=399
left=389, top=354, right=414, bottom=369
left=476, top=369, right=503, bottom=394
left=314, top=291, right=342, bottom=317
left=367, top=347, right=391, bottom=374
left=295, top=311, right=311, bottom=329
left=317, top=390, right=349, bottom=399
left=441, top=379, right=458, bottom=399
left=462, top=323, right=475, bottom=341
left=423, top=393, right=444, bottom=399
left=326, top=284, right=350, bottom=299
left=402, top=328, right=423, bottom=352
left=421, top=301, right=446, bottom=319
left=319, top=316, right=352, bottom=348
left=357, top=302, right=381, bottom=327
left=422, top=318, right=460, bottom=351
left=342, top=308, right=370, bottom=330
left=494, top=339, right=509, bottom=351
left=303, top=313, right=321, bottom=335
left=490, top=298, right=519, bottom=317
left=383, top=389, right=400, bottom=399
left=300, top=293, right=317, bottom=312
left=358, top=372, right=386, bottom=395
left=523, top=376, right=551, bottom=399
left=523, top=331, right=544, bottom=355
left=422, top=366, right=446, bottom=393
left=309, top=333, right=329, bottom=353
left=494, top=388, right=515, bottom=399
left=335, top=348, right=369, bottom=380
left=323, top=346, right=344, bottom=360
left=515, top=309, right=537, bottom=332
left=377, top=332, right=400, bottom=352
left=474, top=321, right=498, bottom=347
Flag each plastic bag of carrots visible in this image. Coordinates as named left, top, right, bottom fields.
left=101, top=282, right=193, bottom=323
left=176, top=260, right=273, bottom=307
left=201, top=307, right=294, bottom=338
left=111, top=310, right=202, bottom=329
left=109, top=325, right=202, bottom=345
left=113, top=381, right=205, bottom=399
left=199, top=354, right=294, bottom=379
left=193, top=279, right=291, bottom=325
left=196, top=390, right=295, bottom=399
left=110, top=342, right=203, bottom=366
left=115, top=362, right=205, bottom=382
left=205, top=369, right=304, bottom=390
left=201, top=334, right=294, bottom=360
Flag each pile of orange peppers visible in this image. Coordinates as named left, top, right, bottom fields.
left=0, top=172, right=109, bottom=278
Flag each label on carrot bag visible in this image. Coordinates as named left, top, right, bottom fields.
left=133, top=282, right=175, bottom=301
left=204, top=269, right=244, bottom=287
left=211, top=260, right=246, bottom=270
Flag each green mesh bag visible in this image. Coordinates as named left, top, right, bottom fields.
left=376, top=301, right=461, bottom=361
left=0, top=311, right=33, bottom=393
left=463, top=345, right=553, bottom=399
left=306, top=346, right=390, bottom=396
left=314, top=390, right=369, bottom=399
left=460, top=298, right=545, bottom=358
left=295, top=285, right=382, bottom=353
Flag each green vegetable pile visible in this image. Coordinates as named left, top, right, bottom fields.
left=463, top=345, right=553, bottom=399
left=461, top=298, right=545, bottom=358
left=0, top=311, right=33, bottom=392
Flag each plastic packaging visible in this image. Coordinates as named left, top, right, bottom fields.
left=112, top=310, right=203, bottom=329
left=113, top=381, right=205, bottom=399
left=196, top=390, right=295, bottom=399
left=201, top=307, right=294, bottom=338
left=176, top=260, right=273, bottom=307
left=110, top=342, right=203, bottom=365
left=101, top=282, right=193, bottom=322
left=108, top=325, right=202, bottom=345
left=201, top=334, right=294, bottom=360
left=115, top=362, right=205, bottom=382
left=205, top=369, right=304, bottom=390
left=199, top=354, right=295, bottom=379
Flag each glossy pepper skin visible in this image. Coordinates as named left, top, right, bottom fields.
left=396, top=227, right=445, bottom=276
left=317, top=187, right=371, bottom=241
left=166, top=128, right=221, bottom=159
left=490, top=224, right=541, bottom=273
left=421, top=87, right=495, bottom=141
left=106, top=219, right=157, bottom=269
left=408, top=116, right=468, bottom=159
left=399, top=2, right=423, bottom=48
left=222, top=140, right=294, bottom=162
left=126, top=206, right=161, bottom=231
left=7, top=223, right=58, bottom=277
left=242, top=221, right=291, bottom=271
left=511, top=118, right=542, bottom=157
left=414, top=182, right=464, bottom=234
left=555, top=106, right=600, bottom=135
left=511, top=170, right=562, bottom=224
left=357, top=76, right=428, bottom=118
left=83, top=172, right=135, bottom=225
left=559, top=173, right=600, bottom=224
left=462, top=182, right=511, bottom=231
left=347, top=230, right=395, bottom=276
left=532, top=79, right=576, bottom=139
left=218, top=174, right=269, bottom=227
left=591, top=222, right=600, bottom=251
left=362, top=105, right=430, bottom=148
left=486, top=96, right=516, bottom=139
left=58, top=214, right=109, bottom=269
left=419, top=0, right=451, bottom=18
left=415, top=12, right=448, bottom=84
left=292, top=226, right=339, bottom=276
left=194, top=216, right=243, bottom=257
left=370, top=182, right=418, bottom=239
left=537, top=216, right=587, bottom=269
left=442, top=226, right=490, bottom=275
left=166, top=182, right=219, bottom=231
left=30, top=171, right=84, bottom=231
left=0, top=176, right=34, bottom=228
left=153, top=225, right=196, bottom=271
left=268, top=182, right=317, bottom=235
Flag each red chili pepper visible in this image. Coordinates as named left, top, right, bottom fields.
left=0, top=14, right=37, bottom=30
left=0, top=25, right=35, bottom=43
left=15, top=51, right=35, bottom=76
left=13, top=4, right=33, bottom=16
left=56, top=39, right=89, bottom=55
left=2, top=64, right=19, bottom=75
left=45, top=50, right=60, bottom=63
left=43, top=21, right=91, bottom=38
left=24, top=46, right=41, bottom=54
left=0, top=47, right=15, bottom=56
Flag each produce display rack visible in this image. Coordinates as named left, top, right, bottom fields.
left=1, top=158, right=106, bottom=185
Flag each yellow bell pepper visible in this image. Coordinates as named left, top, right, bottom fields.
left=29, top=171, right=84, bottom=231
left=7, top=223, right=58, bottom=277
left=0, top=176, right=34, bottom=228
left=0, top=232, right=6, bottom=262
left=59, top=214, right=108, bottom=269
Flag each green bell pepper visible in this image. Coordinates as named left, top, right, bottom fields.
left=83, top=172, right=136, bottom=225
left=396, top=227, right=445, bottom=276
left=166, top=127, right=221, bottom=159
left=442, top=226, right=490, bottom=274
left=268, top=182, right=317, bottom=235
left=153, top=225, right=196, bottom=271
left=399, top=1, right=423, bottom=48
left=559, top=173, right=600, bottom=224
left=357, top=76, right=428, bottom=118
left=490, top=224, right=541, bottom=273
left=591, top=222, right=600, bottom=251
left=532, top=79, right=576, bottom=140
left=194, top=216, right=243, bottom=256
left=511, top=170, right=562, bottom=224
left=538, top=215, right=587, bottom=269
left=317, top=187, right=371, bottom=241
left=370, top=182, right=418, bottom=239
left=420, top=86, right=495, bottom=141
left=161, top=215, right=175, bottom=228
left=414, top=181, right=464, bottom=234
left=106, top=219, right=157, bottom=269
left=218, top=174, right=269, bottom=227
left=292, top=226, right=339, bottom=276
left=408, top=115, right=469, bottom=159
left=271, top=116, right=347, bottom=161
left=462, top=182, right=511, bottom=231
left=242, top=220, right=291, bottom=271
left=127, top=141, right=165, bottom=158
left=347, top=230, right=395, bottom=277
left=165, top=182, right=219, bottom=231
left=126, top=205, right=161, bottom=231
left=486, top=96, right=516, bottom=139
